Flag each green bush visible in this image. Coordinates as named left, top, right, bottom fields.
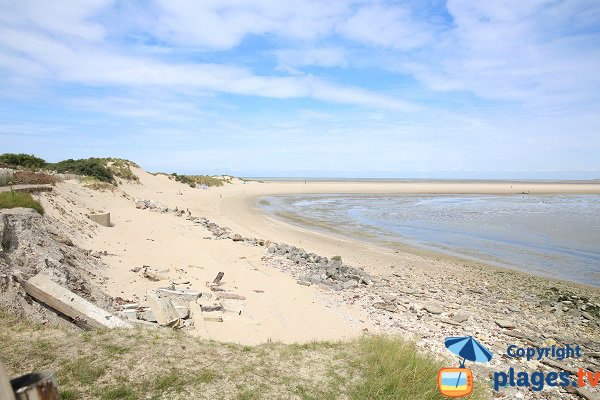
left=0, top=153, right=46, bottom=168
left=0, top=191, right=44, bottom=214
left=171, top=173, right=227, bottom=187
left=49, top=159, right=113, bottom=183
left=103, top=158, right=139, bottom=182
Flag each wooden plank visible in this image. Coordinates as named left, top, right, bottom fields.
left=146, top=292, right=180, bottom=326
left=22, top=274, right=132, bottom=330
left=212, top=272, right=224, bottom=285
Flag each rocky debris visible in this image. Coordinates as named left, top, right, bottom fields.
left=119, top=279, right=247, bottom=331
left=142, top=266, right=168, bottom=281
left=0, top=208, right=114, bottom=326
left=451, top=313, right=470, bottom=323
left=541, top=358, right=579, bottom=375
left=135, top=199, right=375, bottom=293
left=495, top=319, right=516, bottom=329
left=263, top=242, right=373, bottom=290
left=424, top=303, right=444, bottom=315
left=576, top=388, right=599, bottom=400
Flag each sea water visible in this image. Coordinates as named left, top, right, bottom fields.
left=260, top=194, right=600, bottom=287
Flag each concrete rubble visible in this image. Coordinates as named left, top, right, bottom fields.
left=118, top=272, right=247, bottom=331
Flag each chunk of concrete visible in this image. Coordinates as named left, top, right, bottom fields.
left=21, top=274, right=132, bottom=329
left=146, top=292, right=180, bottom=326
left=88, top=213, right=111, bottom=227
left=157, top=287, right=201, bottom=303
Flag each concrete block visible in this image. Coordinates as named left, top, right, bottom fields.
left=88, top=213, right=111, bottom=227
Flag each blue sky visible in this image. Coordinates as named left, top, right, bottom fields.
left=0, top=0, right=599, bottom=178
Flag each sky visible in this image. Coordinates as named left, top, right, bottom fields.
left=0, top=0, right=599, bottom=178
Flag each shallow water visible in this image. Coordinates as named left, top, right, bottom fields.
left=260, top=194, right=600, bottom=287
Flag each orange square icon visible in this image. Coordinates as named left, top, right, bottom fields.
left=438, top=368, right=473, bottom=397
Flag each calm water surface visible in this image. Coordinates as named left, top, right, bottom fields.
left=260, top=194, right=600, bottom=287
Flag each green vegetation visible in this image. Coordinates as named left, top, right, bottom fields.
left=0, top=191, right=44, bottom=214
left=0, top=153, right=46, bottom=168
left=170, top=173, right=229, bottom=188
left=0, top=153, right=140, bottom=184
left=332, top=255, right=342, bottom=263
left=50, top=159, right=114, bottom=183
left=103, top=158, right=139, bottom=182
left=0, top=309, right=487, bottom=400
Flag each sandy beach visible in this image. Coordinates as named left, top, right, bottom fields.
left=37, top=170, right=600, bottom=343
left=0, top=168, right=596, bottom=399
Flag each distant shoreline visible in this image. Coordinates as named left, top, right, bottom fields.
left=245, top=177, right=600, bottom=184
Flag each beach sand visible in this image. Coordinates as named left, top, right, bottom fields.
left=36, top=170, right=600, bottom=388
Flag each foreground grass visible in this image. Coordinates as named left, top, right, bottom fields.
left=0, top=191, right=44, bottom=214
left=0, top=310, right=487, bottom=399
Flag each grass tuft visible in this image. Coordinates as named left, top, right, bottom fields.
left=0, top=191, right=44, bottom=214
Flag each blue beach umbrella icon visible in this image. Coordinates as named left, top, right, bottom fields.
left=444, top=336, right=493, bottom=388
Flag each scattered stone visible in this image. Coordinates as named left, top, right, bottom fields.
left=451, top=314, right=470, bottom=323
left=143, top=268, right=167, bottom=281
left=218, top=292, right=246, bottom=300
left=541, top=359, right=578, bottom=375
left=581, top=312, right=594, bottom=320
left=130, top=266, right=142, bottom=273
left=424, top=304, right=443, bottom=315
left=576, top=387, right=599, bottom=400
left=379, top=293, right=397, bottom=302
left=297, top=280, right=310, bottom=286
left=495, top=319, right=516, bottom=329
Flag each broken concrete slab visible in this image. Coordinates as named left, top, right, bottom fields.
left=88, top=213, right=111, bottom=227
left=203, top=311, right=224, bottom=322
left=189, top=301, right=207, bottom=334
left=157, top=287, right=201, bottom=303
left=146, top=292, right=180, bottom=326
left=21, top=274, right=132, bottom=329
left=137, top=309, right=157, bottom=323
left=122, top=309, right=138, bottom=321
left=218, top=292, right=246, bottom=300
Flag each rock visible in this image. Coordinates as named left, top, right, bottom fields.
left=495, top=319, right=516, bottom=329
left=451, top=314, right=470, bottom=323
left=343, top=280, right=358, bottom=289
left=232, top=233, right=243, bottom=242
left=218, top=292, right=246, bottom=300
left=297, top=280, right=310, bottom=286
left=424, top=304, right=443, bottom=315
left=576, top=388, right=599, bottom=400
left=130, top=266, right=142, bottom=273
left=310, top=274, right=322, bottom=285
left=541, top=359, right=578, bottom=375
left=581, top=312, right=594, bottom=320
left=506, top=304, right=520, bottom=312
left=143, top=268, right=167, bottom=281
left=379, top=293, right=397, bottom=302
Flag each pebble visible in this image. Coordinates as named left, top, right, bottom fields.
left=495, top=319, right=516, bottom=329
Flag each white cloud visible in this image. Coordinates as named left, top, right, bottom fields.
left=274, top=47, right=347, bottom=70
left=337, top=4, right=433, bottom=50
left=397, top=0, right=600, bottom=109
left=0, top=0, right=110, bottom=41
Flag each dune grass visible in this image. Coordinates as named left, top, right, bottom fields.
left=0, top=191, right=44, bottom=214
left=0, top=309, right=488, bottom=400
